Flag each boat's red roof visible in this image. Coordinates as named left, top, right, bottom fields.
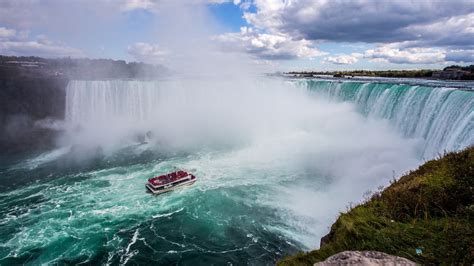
left=148, top=170, right=192, bottom=186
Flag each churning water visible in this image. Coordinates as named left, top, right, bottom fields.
left=0, top=78, right=472, bottom=265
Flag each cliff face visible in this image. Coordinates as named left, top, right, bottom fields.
left=0, top=55, right=169, bottom=154
left=0, top=76, right=68, bottom=154
left=0, top=77, right=67, bottom=119
left=279, top=147, right=474, bottom=265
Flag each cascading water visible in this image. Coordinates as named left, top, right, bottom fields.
left=66, top=80, right=159, bottom=123
left=65, top=79, right=473, bottom=159
left=0, top=77, right=471, bottom=265
left=301, top=80, right=474, bottom=158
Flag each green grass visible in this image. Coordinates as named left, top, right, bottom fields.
left=278, top=147, right=474, bottom=265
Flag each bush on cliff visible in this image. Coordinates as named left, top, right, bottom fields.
left=279, top=147, right=474, bottom=265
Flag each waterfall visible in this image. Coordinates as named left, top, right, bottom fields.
left=301, top=80, right=473, bottom=158
left=65, top=79, right=473, bottom=158
left=65, top=80, right=165, bottom=123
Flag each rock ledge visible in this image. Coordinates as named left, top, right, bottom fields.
left=314, top=251, right=416, bottom=266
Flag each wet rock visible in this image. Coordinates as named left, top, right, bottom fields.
left=319, top=231, right=333, bottom=248
left=314, top=251, right=416, bottom=266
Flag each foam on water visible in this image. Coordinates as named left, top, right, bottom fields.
left=19, top=146, right=72, bottom=170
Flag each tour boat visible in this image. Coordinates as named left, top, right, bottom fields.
left=146, top=170, right=196, bottom=194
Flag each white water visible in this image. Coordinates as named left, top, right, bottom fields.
left=60, top=78, right=422, bottom=247
left=303, top=80, right=474, bottom=158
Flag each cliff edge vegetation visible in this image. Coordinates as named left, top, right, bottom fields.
left=286, top=64, right=474, bottom=80
left=279, top=147, right=474, bottom=265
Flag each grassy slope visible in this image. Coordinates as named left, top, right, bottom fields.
left=279, top=147, right=474, bottom=265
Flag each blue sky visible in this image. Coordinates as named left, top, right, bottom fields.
left=0, top=0, right=473, bottom=71
left=209, top=2, right=248, bottom=32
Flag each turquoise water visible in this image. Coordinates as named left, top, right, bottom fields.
left=0, top=78, right=472, bottom=264
left=0, top=151, right=303, bottom=264
left=302, top=80, right=473, bottom=158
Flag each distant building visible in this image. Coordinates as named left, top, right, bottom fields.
left=432, top=68, right=471, bottom=79
left=5, top=61, right=47, bottom=68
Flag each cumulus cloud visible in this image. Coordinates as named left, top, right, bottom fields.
left=215, top=27, right=326, bottom=60
left=323, top=45, right=448, bottom=65
left=0, top=27, right=16, bottom=40
left=127, top=42, right=169, bottom=63
left=120, top=0, right=158, bottom=11
left=445, top=49, right=474, bottom=63
left=0, top=40, right=82, bottom=58
left=244, top=0, right=474, bottom=44
left=240, top=0, right=474, bottom=63
left=324, top=53, right=362, bottom=65
left=403, top=13, right=474, bottom=49
left=0, top=26, right=82, bottom=58
left=364, top=46, right=446, bottom=64
left=0, top=0, right=472, bottom=65
left=325, top=45, right=474, bottom=65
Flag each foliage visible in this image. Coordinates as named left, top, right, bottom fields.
left=278, top=147, right=474, bottom=265
left=0, top=55, right=169, bottom=80
left=287, top=65, right=474, bottom=79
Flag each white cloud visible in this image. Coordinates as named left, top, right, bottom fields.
left=0, top=0, right=471, bottom=65
left=445, top=49, right=474, bottom=63
left=365, top=45, right=446, bottom=64
left=0, top=27, right=16, bottom=40
left=242, top=0, right=288, bottom=32
left=326, top=45, right=474, bottom=65
left=0, top=27, right=82, bottom=58
left=216, top=27, right=326, bottom=60
left=120, top=0, right=157, bottom=11
left=0, top=40, right=83, bottom=58
left=239, top=0, right=474, bottom=64
left=324, top=54, right=362, bottom=65
left=402, top=13, right=474, bottom=49
left=127, top=42, right=169, bottom=63
left=243, top=0, right=474, bottom=44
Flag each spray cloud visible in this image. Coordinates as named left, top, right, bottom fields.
left=58, top=1, right=421, bottom=248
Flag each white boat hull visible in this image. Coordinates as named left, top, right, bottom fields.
left=146, top=179, right=196, bottom=194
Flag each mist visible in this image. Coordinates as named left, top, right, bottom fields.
left=50, top=2, right=424, bottom=248
left=2, top=0, right=423, bottom=251
left=143, top=1, right=267, bottom=77
left=58, top=76, right=421, bottom=248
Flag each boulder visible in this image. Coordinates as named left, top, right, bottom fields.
left=314, top=251, right=416, bottom=266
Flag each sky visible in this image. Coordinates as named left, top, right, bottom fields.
left=0, top=0, right=473, bottom=71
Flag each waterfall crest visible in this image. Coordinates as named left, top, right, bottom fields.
left=302, top=80, right=473, bottom=158
left=65, top=79, right=473, bottom=158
